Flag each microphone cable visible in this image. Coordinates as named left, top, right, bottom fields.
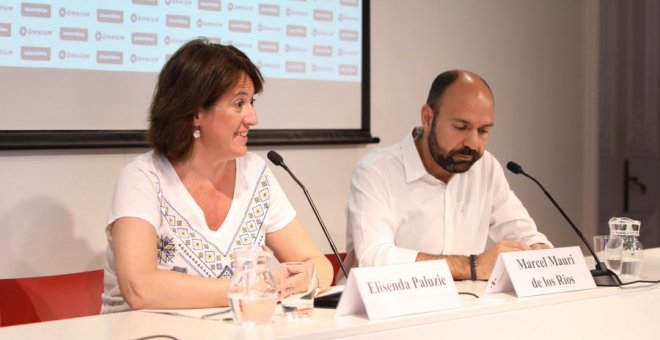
left=596, top=278, right=660, bottom=287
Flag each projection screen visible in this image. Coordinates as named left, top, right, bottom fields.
left=0, top=0, right=377, bottom=149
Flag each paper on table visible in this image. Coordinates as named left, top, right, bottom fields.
left=139, top=286, right=345, bottom=319
left=316, top=285, right=344, bottom=298
left=140, top=307, right=233, bottom=320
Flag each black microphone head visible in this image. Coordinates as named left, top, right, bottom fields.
left=267, top=150, right=284, bottom=166
left=506, top=161, right=524, bottom=175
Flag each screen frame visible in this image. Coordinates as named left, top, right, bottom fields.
left=0, top=0, right=378, bottom=150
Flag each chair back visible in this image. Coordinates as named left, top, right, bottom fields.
left=0, top=270, right=104, bottom=327
left=324, top=253, right=347, bottom=285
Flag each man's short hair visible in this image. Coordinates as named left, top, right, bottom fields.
left=426, top=70, right=461, bottom=114
left=425, top=70, right=493, bottom=115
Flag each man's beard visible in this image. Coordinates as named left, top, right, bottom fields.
left=428, top=127, right=482, bottom=173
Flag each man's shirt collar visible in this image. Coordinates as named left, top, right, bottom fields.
left=401, top=128, right=432, bottom=183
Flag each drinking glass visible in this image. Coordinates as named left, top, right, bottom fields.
left=593, top=235, right=623, bottom=274
left=280, top=262, right=318, bottom=318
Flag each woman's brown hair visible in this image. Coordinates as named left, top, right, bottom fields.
left=147, top=37, right=263, bottom=162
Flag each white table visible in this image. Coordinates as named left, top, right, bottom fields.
left=2, top=249, right=660, bottom=340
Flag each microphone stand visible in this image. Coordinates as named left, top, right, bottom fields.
left=508, top=162, right=621, bottom=285
left=267, top=151, right=348, bottom=308
left=279, top=163, right=349, bottom=279
left=266, top=151, right=349, bottom=280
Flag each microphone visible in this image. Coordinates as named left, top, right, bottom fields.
left=506, top=161, right=621, bottom=284
left=267, top=150, right=349, bottom=281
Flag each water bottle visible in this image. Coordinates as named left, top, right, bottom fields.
left=608, top=217, right=643, bottom=281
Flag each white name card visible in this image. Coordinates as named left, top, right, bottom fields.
left=336, top=260, right=460, bottom=320
left=484, top=246, right=596, bottom=297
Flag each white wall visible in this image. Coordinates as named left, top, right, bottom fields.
left=0, top=0, right=598, bottom=278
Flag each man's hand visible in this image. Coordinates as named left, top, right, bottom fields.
left=476, top=241, right=531, bottom=280
left=418, top=241, right=551, bottom=281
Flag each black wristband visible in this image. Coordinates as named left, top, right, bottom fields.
left=469, top=255, right=478, bottom=281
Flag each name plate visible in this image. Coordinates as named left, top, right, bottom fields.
left=484, top=246, right=596, bottom=297
left=336, top=260, right=460, bottom=319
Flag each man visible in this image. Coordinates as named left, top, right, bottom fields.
left=342, top=70, right=550, bottom=281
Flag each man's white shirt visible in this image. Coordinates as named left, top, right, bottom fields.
left=343, top=130, right=550, bottom=273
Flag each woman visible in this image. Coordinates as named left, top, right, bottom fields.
left=101, top=38, right=333, bottom=313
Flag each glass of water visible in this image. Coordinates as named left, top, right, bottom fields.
left=280, top=262, right=318, bottom=318
left=605, top=235, right=624, bottom=275
left=593, top=235, right=623, bottom=274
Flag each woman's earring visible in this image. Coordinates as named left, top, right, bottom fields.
left=193, top=128, right=201, bottom=139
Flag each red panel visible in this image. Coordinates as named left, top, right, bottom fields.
left=0, top=270, right=104, bottom=327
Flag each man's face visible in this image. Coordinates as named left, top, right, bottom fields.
left=425, top=78, right=494, bottom=174
left=428, top=119, right=482, bottom=173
